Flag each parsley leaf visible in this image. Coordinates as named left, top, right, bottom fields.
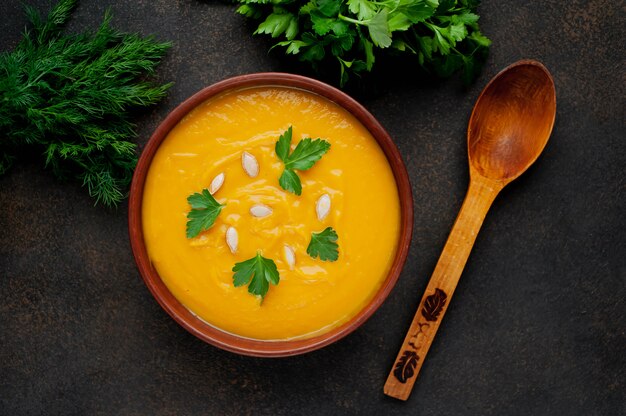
left=186, top=189, right=224, bottom=238
left=307, top=227, right=339, bottom=262
left=254, top=9, right=298, bottom=40
left=347, top=0, right=376, bottom=20
left=387, top=12, right=412, bottom=33
left=285, top=138, right=331, bottom=170
left=275, top=126, right=330, bottom=195
left=367, top=10, right=392, bottom=48
left=317, top=0, right=342, bottom=17
left=275, top=126, right=292, bottom=161
left=232, top=253, right=280, bottom=300
left=311, top=10, right=336, bottom=36
left=279, top=169, right=302, bottom=195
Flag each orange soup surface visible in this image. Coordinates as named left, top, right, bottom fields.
left=142, top=87, right=401, bottom=340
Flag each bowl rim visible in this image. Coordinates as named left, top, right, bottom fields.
left=128, top=72, right=413, bottom=357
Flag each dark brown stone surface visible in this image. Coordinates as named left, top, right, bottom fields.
left=1, top=1, right=624, bottom=414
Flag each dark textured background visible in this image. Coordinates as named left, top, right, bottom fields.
left=1, top=1, right=624, bottom=415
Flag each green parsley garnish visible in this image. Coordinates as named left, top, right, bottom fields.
left=307, top=227, right=339, bottom=261
left=236, top=0, right=491, bottom=87
left=275, top=126, right=331, bottom=195
left=185, top=189, right=225, bottom=238
left=232, top=252, right=280, bottom=300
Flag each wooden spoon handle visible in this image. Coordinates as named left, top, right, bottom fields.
left=384, top=174, right=502, bottom=401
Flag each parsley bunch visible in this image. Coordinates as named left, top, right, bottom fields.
left=236, top=0, right=491, bottom=86
left=0, top=0, right=171, bottom=207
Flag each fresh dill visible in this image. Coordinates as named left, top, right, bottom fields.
left=0, top=0, right=172, bottom=207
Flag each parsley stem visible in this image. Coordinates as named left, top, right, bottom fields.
left=338, top=13, right=367, bottom=26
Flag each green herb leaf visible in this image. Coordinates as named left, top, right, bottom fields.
left=236, top=4, right=263, bottom=19
left=437, top=0, right=456, bottom=13
left=401, top=2, right=435, bottom=23
left=298, top=32, right=327, bottom=61
left=347, top=0, right=376, bottom=20
left=186, top=189, right=224, bottom=238
left=387, top=13, right=412, bottom=33
left=307, top=227, right=339, bottom=261
left=275, top=126, right=330, bottom=195
left=279, top=169, right=302, bottom=195
left=367, top=10, right=392, bottom=48
left=330, top=19, right=350, bottom=36
left=299, top=1, right=317, bottom=15
left=275, top=126, right=292, bottom=161
left=232, top=253, right=280, bottom=300
left=284, top=138, right=331, bottom=170
left=317, top=0, right=342, bottom=17
left=469, top=30, right=492, bottom=47
left=254, top=11, right=297, bottom=39
left=444, top=12, right=479, bottom=25
left=274, top=39, right=310, bottom=55
left=449, top=22, right=468, bottom=42
left=430, top=25, right=451, bottom=54
left=311, top=10, right=335, bottom=36
left=362, top=37, right=375, bottom=71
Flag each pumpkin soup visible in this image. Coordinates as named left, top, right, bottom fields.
left=142, top=87, right=401, bottom=340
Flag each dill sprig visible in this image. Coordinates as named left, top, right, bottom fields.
left=0, top=0, right=172, bottom=207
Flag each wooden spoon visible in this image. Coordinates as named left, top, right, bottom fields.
left=384, top=60, right=557, bottom=401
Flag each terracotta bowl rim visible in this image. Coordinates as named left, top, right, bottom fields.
left=128, top=72, right=413, bottom=357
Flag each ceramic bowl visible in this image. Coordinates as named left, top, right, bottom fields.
left=128, top=73, right=413, bottom=356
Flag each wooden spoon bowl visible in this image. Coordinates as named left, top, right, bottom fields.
left=468, top=61, right=557, bottom=182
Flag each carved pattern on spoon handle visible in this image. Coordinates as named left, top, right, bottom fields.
left=393, top=288, right=448, bottom=383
